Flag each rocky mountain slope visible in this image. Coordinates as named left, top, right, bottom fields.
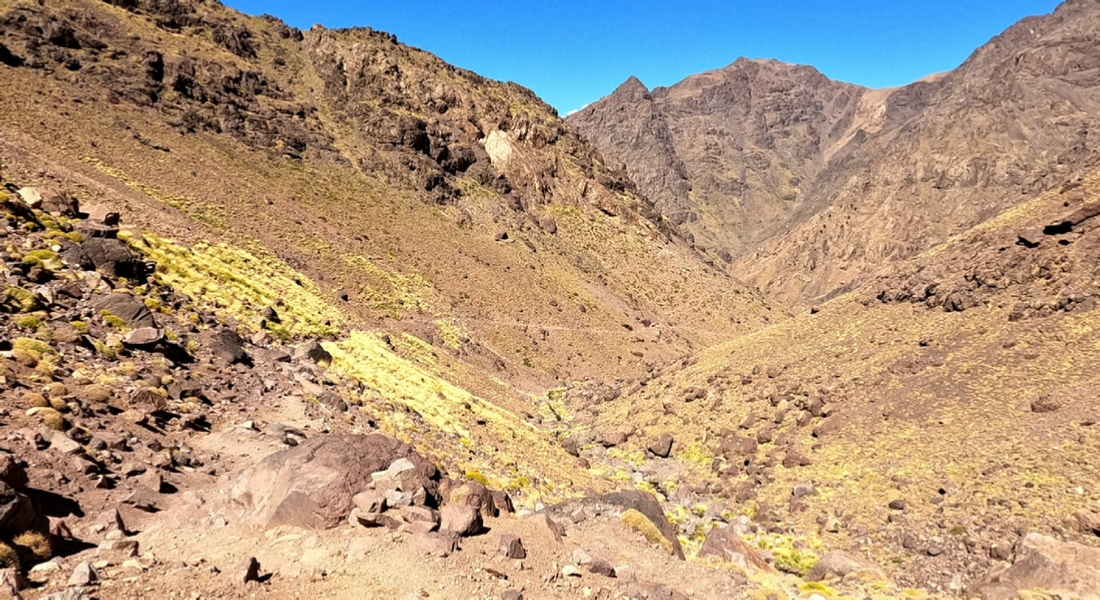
left=1, top=0, right=1099, bottom=599
left=0, top=0, right=774, bottom=401
left=569, top=0, right=1100, bottom=306
left=571, top=160, right=1100, bottom=596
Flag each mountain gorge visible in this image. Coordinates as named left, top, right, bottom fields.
left=0, top=0, right=1098, bottom=598
left=569, top=0, right=1100, bottom=306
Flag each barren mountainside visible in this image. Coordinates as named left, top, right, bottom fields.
left=0, top=0, right=1099, bottom=598
left=569, top=0, right=1100, bottom=306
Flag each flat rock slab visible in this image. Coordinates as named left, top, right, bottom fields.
left=230, top=434, right=439, bottom=530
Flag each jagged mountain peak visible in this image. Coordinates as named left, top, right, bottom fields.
left=570, top=0, right=1100, bottom=306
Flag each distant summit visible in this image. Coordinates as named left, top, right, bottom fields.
left=569, top=0, right=1100, bottom=305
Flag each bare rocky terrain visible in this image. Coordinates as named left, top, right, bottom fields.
left=0, top=0, right=1098, bottom=599
left=569, top=0, right=1100, bottom=306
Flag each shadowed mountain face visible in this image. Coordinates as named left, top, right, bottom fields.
left=569, top=0, right=1100, bottom=306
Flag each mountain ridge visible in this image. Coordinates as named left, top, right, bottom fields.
left=568, top=0, right=1100, bottom=306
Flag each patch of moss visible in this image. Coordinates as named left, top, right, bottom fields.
left=48, top=397, right=68, bottom=412
left=621, top=508, right=674, bottom=555
left=1, top=286, right=39, bottom=313
left=100, top=310, right=129, bottom=331
left=15, top=315, right=42, bottom=331
left=69, top=320, right=88, bottom=333
left=750, top=534, right=820, bottom=577
left=144, top=297, right=162, bottom=311
left=124, top=233, right=341, bottom=338
left=464, top=470, right=491, bottom=486
left=21, top=249, right=61, bottom=271
left=12, top=338, right=54, bottom=357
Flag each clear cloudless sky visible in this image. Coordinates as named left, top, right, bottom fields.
left=222, top=0, right=1062, bottom=115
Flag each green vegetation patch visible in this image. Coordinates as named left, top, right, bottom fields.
left=124, top=232, right=341, bottom=339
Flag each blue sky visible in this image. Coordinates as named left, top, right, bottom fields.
left=223, top=1, right=1062, bottom=115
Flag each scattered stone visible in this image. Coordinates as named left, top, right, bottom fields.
left=1017, top=229, right=1044, bottom=248
left=292, top=341, right=332, bottom=366
left=1074, top=510, right=1100, bottom=536
left=888, top=499, right=906, bottom=511
left=202, top=329, right=248, bottom=365
left=0, top=482, right=36, bottom=536
left=93, top=508, right=126, bottom=534
left=491, top=490, right=514, bottom=515
left=40, top=588, right=90, bottom=600
left=67, top=561, right=96, bottom=587
left=0, top=456, right=28, bottom=490
left=1030, top=395, right=1060, bottom=413
left=440, top=504, right=482, bottom=537
left=136, top=470, right=164, bottom=493
left=792, top=483, right=815, bottom=498
left=972, top=533, right=1100, bottom=599
left=232, top=557, right=260, bottom=584
left=541, top=513, right=565, bottom=542
left=806, top=550, right=886, bottom=582
left=353, top=490, right=386, bottom=514
left=0, top=568, right=28, bottom=596
left=813, top=413, right=848, bottom=437
left=561, top=565, right=582, bottom=577
left=782, top=448, right=811, bottom=468
left=97, top=539, right=139, bottom=556
left=573, top=548, right=615, bottom=577
left=500, top=535, right=526, bottom=559
left=122, top=327, right=164, bottom=346
left=501, top=590, right=523, bottom=600
left=560, top=437, right=580, bottom=457
left=698, top=526, right=774, bottom=572
left=49, top=435, right=83, bottom=456
left=719, top=434, right=757, bottom=458
left=83, top=204, right=120, bottom=226
left=408, top=532, right=457, bottom=557
left=647, top=433, right=673, bottom=458
left=230, top=434, right=438, bottom=530
left=91, top=290, right=156, bottom=328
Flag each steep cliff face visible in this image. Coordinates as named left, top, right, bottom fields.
left=570, top=0, right=1100, bottom=305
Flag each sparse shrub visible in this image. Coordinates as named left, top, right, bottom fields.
left=13, top=529, right=52, bottom=560
left=48, top=397, right=68, bottom=412
left=23, top=393, right=49, bottom=409
left=0, top=541, right=20, bottom=570
left=37, top=408, right=67, bottom=431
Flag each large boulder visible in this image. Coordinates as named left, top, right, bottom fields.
left=80, top=238, right=147, bottom=279
left=230, top=434, right=439, bottom=530
left=201, top=329, right=248, bottom=365
left=0, top=481, right=37, bottom=536
left=971, top=533, right=1100, bottom=599
left=91, top=294, right=157, bottom=329
left=591, top=491, right=684, bottom=560
left=697, top=525, right=774, bottom=572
